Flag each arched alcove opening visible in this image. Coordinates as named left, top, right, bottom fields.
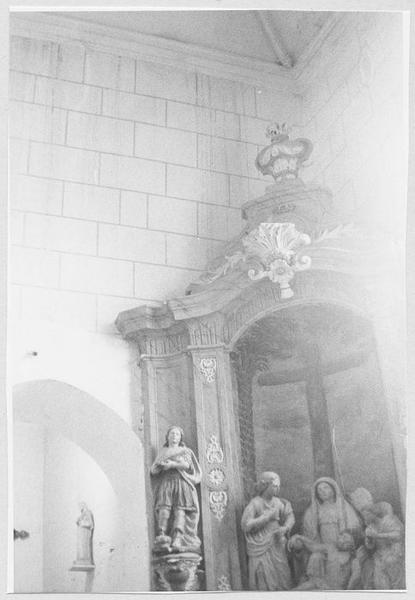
left=230, top=301, right=401, bottom=525
left=13, top=379, right=150, bottom=593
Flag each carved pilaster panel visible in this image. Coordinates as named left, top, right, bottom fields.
left=188, top=347, right=243, bottom=590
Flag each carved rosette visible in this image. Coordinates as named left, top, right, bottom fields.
left=208, top=467, right=226, bottom=487
left=199, top=357, right=217, bottom=383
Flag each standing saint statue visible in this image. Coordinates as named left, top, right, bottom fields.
left=241, top=471, right=295, bottom=591
left=299, top=477, right=362, bottom=588
left=72, top=502, right=94, bottom=570
left=150, top=425, right=202, bottom=553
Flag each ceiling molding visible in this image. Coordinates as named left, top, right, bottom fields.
left=10, top=13, right=295, bottom=90
left=292, top=13, right=342, bottom=83
left=255, top=10, right=293, bottom=68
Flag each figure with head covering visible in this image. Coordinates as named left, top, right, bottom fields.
left=241, top=471, right=295, bottom=591
left=299, top=477, right=363, bottom=589
left=357, top=501, right=405, bottom=589
left=73, top=502, right=94, bottom=569
left=150, top=425, right=202, bottom=553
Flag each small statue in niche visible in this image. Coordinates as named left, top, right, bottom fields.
left=355, top=501, right=405, bottom=590
left=241, top=471, right=294, bottom=591
left=72, top=502, right=95, bottom=570
left=150, top=425, right=202, bottom=554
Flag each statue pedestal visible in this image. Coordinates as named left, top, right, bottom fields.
left=152, top=552, right=203, bottom=591
left=70, top=562, right=95, bottom=572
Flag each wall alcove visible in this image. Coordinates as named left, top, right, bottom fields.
left=116, top=131, right=406, bottom=591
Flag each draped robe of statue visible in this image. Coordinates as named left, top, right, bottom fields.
left=241, top=495, right=294, bottom=591
left=75, top=504, right=94, bottom=566
left=151, top=444, right=202, bottom=552
left=301, top=477, right=362, bottom=588
left=360, top=502, right=405, bottom=590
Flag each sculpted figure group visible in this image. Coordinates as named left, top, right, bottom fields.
left=241, top=473, right=405, bottom=591
left=150, top=427, right=404, bottom=591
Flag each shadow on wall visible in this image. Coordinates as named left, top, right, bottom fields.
left=12, top=379, right=150, bottom=593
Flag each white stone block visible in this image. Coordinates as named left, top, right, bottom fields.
left=134, top=263, right=198, bottom=300
left=25, top=213, right=98, bottom=255
left=10, top=36, right=58, bottom=76
left=102, top=89, right=166, bottom=125
left=149, top=195, right=197, bottom=235
left=167, top=165, right=229, bottom=205
left=35, top=77, right=102, bottom=114
left=10, top=175, right=63, bottom=215
left=67, top=112, right=134, bottom=155
left=61, top=253, right=133, bottom=296
left=97, top=295, right=144, bottom=334
left=9, top=284, right=22, bottom=321
left=198, top=203, right=239, bottom=241
left=21, top=286, right=97, bottom=332
left=240, top=115, right=272, bottom=145
left=100, top=154, right=165, bottom=194
left=136, top=60, right=196, bottom=104
left=63, top=182, right=119, bottom=223
left=9, top=138, right=29, bottom=175
left=10, top=211, right=25, bottom=244
left=98, top=223, right=165, bottom=264
left=57, top=42, right=85, bottom=82
left=9, top=71, right=35, bottom=102
left=167, top=101, right=240, bottom=139
left=120, top=191, right=147, bottom=228
left=29, top=142, right=100, bottom=185
left=135, top=123, right=197, bottom=167
left=198, top=135, right=251, bottom=176
left=10, top=246, right=60, bottom=287
left=166, top=233, right=222, bottom=270
left=9, top=101, right=67, bottom=145
left=85, top=50, right=135, bottom=91
left=197, top=73, right=256, bottom=116
left=255, top=88, right=298, bottom=122
left=229, top=175, right=268, bottom=207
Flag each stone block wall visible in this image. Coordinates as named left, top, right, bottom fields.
left=296, top=12, right=406, bottom=235
left=9, top=20, right=299, bottom=337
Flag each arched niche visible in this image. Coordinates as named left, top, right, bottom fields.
left=13, top=379, right=150, bottom=592
left=116, top=171, right=405, bottom=591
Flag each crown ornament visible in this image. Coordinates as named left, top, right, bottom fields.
left=256, top=123, right=313, bottom=182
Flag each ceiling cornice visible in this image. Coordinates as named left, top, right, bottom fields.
left=10, top=13, right=295, bottom=90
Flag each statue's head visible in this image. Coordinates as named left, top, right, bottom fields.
left=255, top=471, right=281, bottom=497
left=164, top=425, right=185, bottom=447
left=362, top=501, right=392, bottom=524
left=315, top=480, right=336, bottom=503
left=337, top=530, right=355, bottom=552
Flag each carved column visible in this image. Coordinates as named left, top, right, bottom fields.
left=187, top=341, right=243, bottom=591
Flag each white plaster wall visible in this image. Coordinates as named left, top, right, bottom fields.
left=295, top=11, right=407, bottom=506
left=13, top=422, right=44, bottom=592
left=42, top=432, right=119, bottom=593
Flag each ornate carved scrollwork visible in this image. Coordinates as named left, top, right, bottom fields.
left=206, top=434, right=224, bottom=463
left=199, top=357, right=217, bottom=383
left=209, top=491, right=228, bottom=521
